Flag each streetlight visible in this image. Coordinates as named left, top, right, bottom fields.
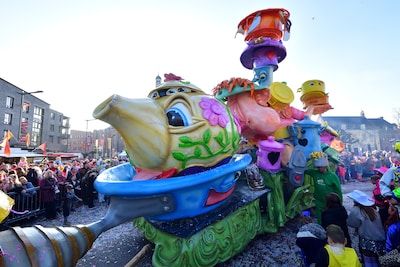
left=17, top=90, right=44, bottom=143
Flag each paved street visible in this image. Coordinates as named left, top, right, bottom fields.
left=33, top=180, right=373, bottom=267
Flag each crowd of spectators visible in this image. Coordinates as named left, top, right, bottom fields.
left=297, top=149, right=400, bottom=266
left=338, top=150, right=394, bottom=183
left=0, top=156, right=127, bottom=225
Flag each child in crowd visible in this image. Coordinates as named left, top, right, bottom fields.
left=62, top=183, right=82, bottom=226
left=321, top=193, right=352, bottom=248
left=315, top=224, right=361, bottom=267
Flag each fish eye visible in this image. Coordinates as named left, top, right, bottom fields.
left=177, top=87, right=190, bottom=93
left=166, top=88, right=178, bottom=95
left=150, top=91, right=159, bottom=99
left=259, top=73, right=267, bottom=81
left=318, top=82, right=322, bottom=86
left=166, top=103, right=192, bottom=127
left=309, top=82, right=314, bottom=86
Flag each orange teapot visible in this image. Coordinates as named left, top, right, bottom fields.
left=237, top=8, right=291, bottom=42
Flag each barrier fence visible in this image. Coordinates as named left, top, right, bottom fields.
left=2, top=187, right=45, bottom=225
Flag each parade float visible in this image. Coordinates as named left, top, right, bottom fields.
left=0, top=8, right=343, bottom=267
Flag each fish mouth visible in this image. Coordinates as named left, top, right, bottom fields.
left=93, top=95, right=116, bottom=119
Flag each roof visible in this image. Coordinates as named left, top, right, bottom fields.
left=0, top=147, right=44, bottom=158
left=323, top=116, right=396, bottom=130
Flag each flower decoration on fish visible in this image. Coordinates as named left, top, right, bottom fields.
left=199, top=97, right=229, bottom=128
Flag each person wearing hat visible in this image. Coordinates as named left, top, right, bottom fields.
left=315, top=224, right=361, bottom=267
left=347, top=190, right=386, bottom=266
left=296, top=222, right=327, bottom=266
left=306, top=152, right=343, bottom=224
left=379, top=153, right=400, bottom=205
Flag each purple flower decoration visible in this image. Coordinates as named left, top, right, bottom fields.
left=199, top=97, right=229, bottom=128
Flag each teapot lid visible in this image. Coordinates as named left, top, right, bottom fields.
left=294, top=116, right=321, bottom=128
left=258, top=136, right=284, bottom=152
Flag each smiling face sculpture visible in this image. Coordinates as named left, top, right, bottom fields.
left=93, top=75, right=240, bottom=176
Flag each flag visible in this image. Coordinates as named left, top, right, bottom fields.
left=4, top=139, right=11, bottom=156
left=25, top=133, right=31, bottom=147
left=37, top=143, right=47, bottom=155
left=0, top=130, right=14, bottom=148
left=5, top=130, right=14, bottom=141
left=0, top=190, right=14, bottom=223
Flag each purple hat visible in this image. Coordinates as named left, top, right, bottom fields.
left=240, top=38, right=287, bottom=70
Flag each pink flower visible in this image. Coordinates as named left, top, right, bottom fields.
left=199, top=97, right=229, bottom=128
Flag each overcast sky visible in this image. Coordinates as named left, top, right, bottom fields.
left=1, top=0, right=399, bottom=131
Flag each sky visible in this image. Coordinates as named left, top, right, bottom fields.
left=1, top=0, right=399, bottom=131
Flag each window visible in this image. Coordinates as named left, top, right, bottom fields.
left=59, top=126, right=62, bottom=133
left=59, top=115, right=62, bottom=122
left=50, top=124, right=55, bottom=131
left=49, top=136, right=54, bottom=143
left=6, top=96, right=14, bottom=108
left=57, top=137, right=61, bottom=144
left=32, top=106, right=44, bottom=146
left=22, top=102, right=30, bottom=113
left=50, top=112, right=55, bottom=119
left=4, top=113, right=12, bottom=125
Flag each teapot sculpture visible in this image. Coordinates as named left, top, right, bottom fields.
left=0, top=7, right=341, bottom=267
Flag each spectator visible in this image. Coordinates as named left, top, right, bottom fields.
left=26, top=167, right=40, bottom=187
left=62, top=183, right=82, bottom=226
left=321, top=193, right=352, bottom=248
left=337, top=164, right=346, bottom=184
left=7, top=174, right=23, bottom=194
left=385, top=205, right=400, bottom=252
left=81, top=168, right=98, bottom=208
left=296, top=223, right=327, bottom=266
left=17, top=157, right=28, bottom=169
left=19, top=176, right=36, bottom=196
left=40, top=170, right=58, bottom=220
left=315, top=224, right=361, bottom=267
left=347, top=190, right=386, bottom=266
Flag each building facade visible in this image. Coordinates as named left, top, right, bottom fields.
left=0, top=78, right=70, bottom=152
left=68, top=127, right=124, bottom=158
left=323, top=113, right=399, bottom=153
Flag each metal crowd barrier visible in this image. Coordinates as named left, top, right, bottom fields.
left=2, top=187, right=45, bottom=225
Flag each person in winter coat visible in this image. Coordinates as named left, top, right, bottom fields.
left=39, top=170, right=58, bottom=220
left=385, top=205, right=400, bottom=252
left=321, top=193, right=352, bottom=248
left=347, top=190, right=386, bottom=267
